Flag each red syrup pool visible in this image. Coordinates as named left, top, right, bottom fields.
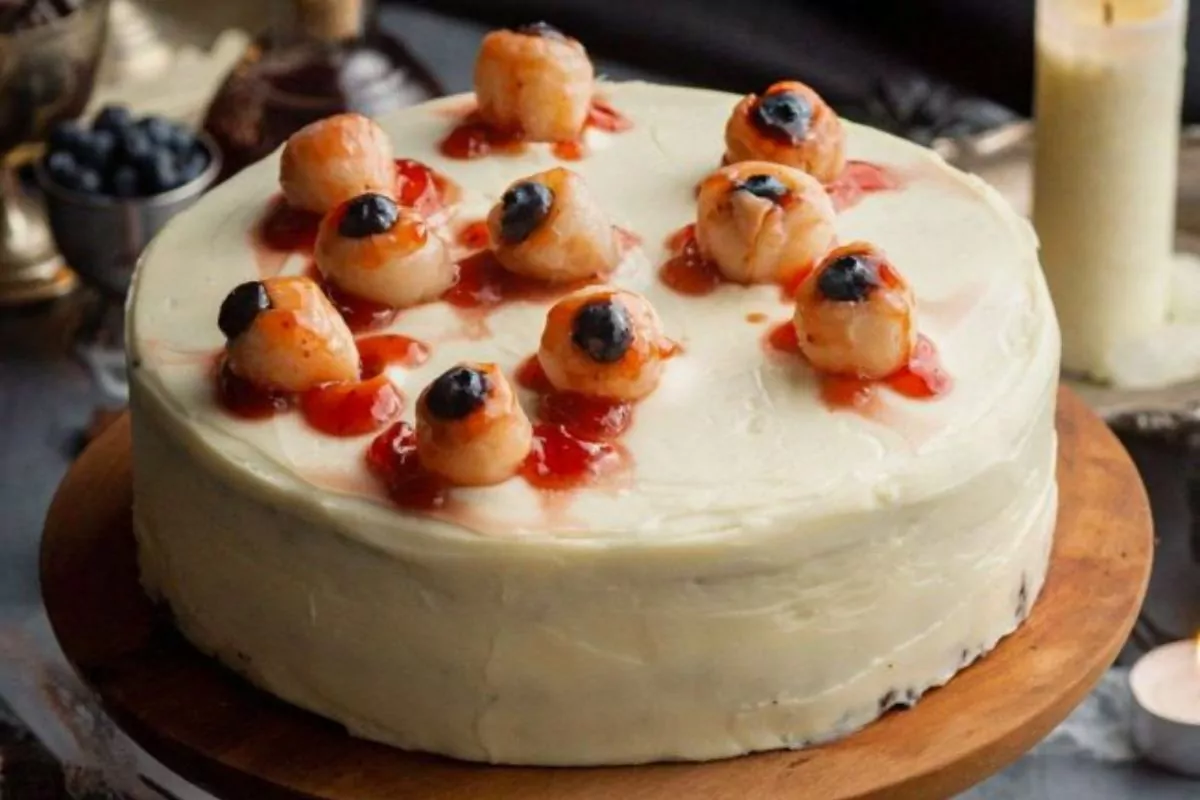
left=764, top=323, right=951, bottom=410
left=657, top=224, right=813, bottom=300
left=215, top=334, right=429, bottom=436
left=658, top=224, right=723, bottom=297
left=301, top=262, right=398, bottom=334
left=442, top=250, right=598, bottom=311
left=366, top=422, right=448, bottom=510
left=515, top=355, right=631, bottom=491
left=439, top=99, right=633, bottom=161
left=456, top=219, right=491, bottom=251
left=826, top=161, right=903, bottom=212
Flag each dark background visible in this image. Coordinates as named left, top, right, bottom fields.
left=403, top=0, right=1200, bottom=122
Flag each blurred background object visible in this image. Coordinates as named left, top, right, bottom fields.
left=0, top=0, right=108, bottom=305
left=202, top=0, right=441, bottom=179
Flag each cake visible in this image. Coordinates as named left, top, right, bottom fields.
left=127, top=25, right=1060, bottom=766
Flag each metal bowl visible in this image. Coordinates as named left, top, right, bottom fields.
left=36, top=132, right=222, bottom=295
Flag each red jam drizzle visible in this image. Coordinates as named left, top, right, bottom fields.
left=515, top=354, right=632, bottom=490
left=456, top=219, right=491, bottom=251
left=302, top=262, right=398, bottom=333
left=515, top=352, right=554, bottom=392
left=215, top=357, right=292, bottom=419
left=298, top=334, right=431, bottom=436
left=658, top=223, right=814, bottom=300
left=765, top=324, right=951, bottom=409
left=766, top=321, right=801, bottom=354
left=216, top=335, right=429, bottom=436
left=826, top=161, right=903, bottom=212
left=586, top=100, right=633, bottom=133
left=395, top=158, right=460, bottom=218
left=366, top=422, right=448, bottom=509
left=658, top=224, right=723, bottom=297
left=778, top=266, right=814, bottom=302
left=251, top=196, right=321, bottom=276
left=439, top=114, right=527, bottom=159
left=515, top=355, right=633, bottom=441
left=300, top=375, right=403, bottom=437
left=256, top=195, right=321, bottom=252
left=357, top=333, right=430, bottom=378
left=521, top=423, right=622, bottom=490
left=551, top=140, right=586, bottom=161
left=443, top=250, right=596, bottom=310
left=439, top=100, right=633, bottom=161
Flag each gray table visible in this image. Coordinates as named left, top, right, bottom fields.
left=0, top=4, right=1197, bottom=797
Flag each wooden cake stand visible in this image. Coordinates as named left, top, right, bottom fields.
left=41, top=388, right=1152, bottom=800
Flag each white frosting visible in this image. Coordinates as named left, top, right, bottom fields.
left=128, top=82, right=1061, bottom=765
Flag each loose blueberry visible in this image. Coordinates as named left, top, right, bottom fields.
left=516, top=21, right=566, bottom=39
left=751, top=91, right=813, bottom=142
left=499, top=181, right=553, bottom=244
left=571, top=298, right=633, bottom=363
left=817, top=254, right=877, bottom=302
left=93, top=104, right=133, bottom=134
left=218, top=281, right=271, bottom=339
left=47, top=120, right=87, bottom=155
left=424, top=365, right=491, bottom=421
left=108, top=165, right=139, bottom=198
left=735, top=174, right=790, bottom=203
left=338, top=193, right=400, bottom=238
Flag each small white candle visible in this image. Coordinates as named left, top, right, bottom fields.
left=1032, top=0, right=1187, bottom=381
left=1130, top=638, right=1200, bottom=776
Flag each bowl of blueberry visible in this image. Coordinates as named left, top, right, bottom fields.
left=37, top=104, right=221, bottom=295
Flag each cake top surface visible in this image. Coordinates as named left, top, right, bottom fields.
left=129, top=81, right=1057, bottom=550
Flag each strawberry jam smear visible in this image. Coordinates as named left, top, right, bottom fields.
left=394, top=158, right=459, bottom=219
left=764, top=323, right=951, bottom=409
left=366, top=422, right=448, bottom=510
left=658, top=223, right=813, bottom=301
left=301, top=376, right=403, bottom=437
left=515, top=355, right=632, bottom=490
left=516, top=355, right=634, bottom=441
left=522, top=423, right=622, bottom=490
left=443, top=250, right=598, bottom=310
left=826, top=161, right=903, bottom=213
left=658, top=224, right=723, bottom=297
left=215, top=358, right=292, bottom=419
left=302, top=262, right=398, bottom=333
left=456, top=219, right=491, bottom=250
left=439, top=99, right=632, bottom=161
left=215, top=334, right=428, bottom=437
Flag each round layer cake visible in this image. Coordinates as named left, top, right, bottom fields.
left=128, top=79, right=1060, bottom=765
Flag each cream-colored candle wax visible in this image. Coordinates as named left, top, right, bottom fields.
left=1033, top=0, right=1187, bottom=380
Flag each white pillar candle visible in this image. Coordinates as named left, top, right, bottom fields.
left=1032, top=0, right=1187, bottom=381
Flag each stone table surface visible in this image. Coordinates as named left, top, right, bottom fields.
left=1, top=3, right=1198, bottom=798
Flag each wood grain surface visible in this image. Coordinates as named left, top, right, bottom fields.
left=40, top=388, right=1152, bottom=800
